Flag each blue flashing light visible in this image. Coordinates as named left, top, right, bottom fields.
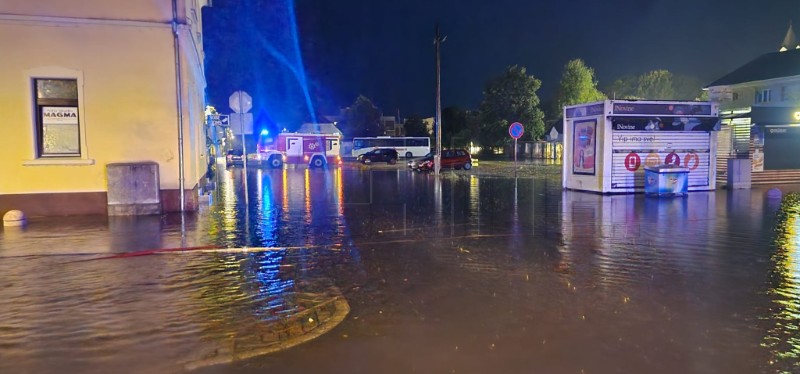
left=261, top=129, right=269, bottom=136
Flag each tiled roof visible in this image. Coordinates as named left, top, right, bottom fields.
left=707, top=48, right=800, bottom=87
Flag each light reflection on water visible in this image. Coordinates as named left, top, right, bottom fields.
left=766, top=194, right=800, bottom=372
left=2, top=167, right=800, bottom=372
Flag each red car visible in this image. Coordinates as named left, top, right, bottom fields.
left=416, top=149, right=472, bottom=171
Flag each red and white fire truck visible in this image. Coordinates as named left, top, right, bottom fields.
left=258, top=131, right=342, bottom=168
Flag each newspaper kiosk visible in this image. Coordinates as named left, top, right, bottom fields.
left=562, top=100, right=720, bottom=193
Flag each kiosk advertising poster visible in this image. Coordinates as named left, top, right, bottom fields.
left=610, top=116, right=715, bottom=189
left=573, top=119, right=596, bottom=175
left=42, top=106, right=80, bottom=155
left=752, top=126, right=764, bottom=172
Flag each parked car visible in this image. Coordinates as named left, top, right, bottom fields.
left=415, top=149, right=472, bottom=171
left=408, top=152, right=434, bottom=168
left=226, top=149, right=244, bottom=167
left=358, top=148, right=398, bottom=164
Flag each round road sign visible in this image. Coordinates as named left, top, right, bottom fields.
left=509, top=122, right=524, bottom=139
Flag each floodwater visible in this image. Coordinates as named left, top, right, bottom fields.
left=1, top=164, right=800, bottom=373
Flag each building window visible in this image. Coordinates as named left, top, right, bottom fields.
left=732, top=92, right=739, bottom=101
left=782, top=86, right=789, bottom=101
left=756, top=89, right=772, bottom=104
left=34, top=78, right=80, bottom=157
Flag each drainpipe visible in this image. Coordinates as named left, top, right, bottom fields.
left=172, top=0, right=186, bottom=211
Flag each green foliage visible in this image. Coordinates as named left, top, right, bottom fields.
left=554, top=59, right=606, bottom=113
left=441, top=107, right=480, bottom=148
left=403, top=115, right=430, bottom=137
left=603, top=75, right=640, bottom=99
left=672, top=74, right=708, bottom=101
left=340, top=95, right=382, bottom=137
left=636, top=70, right=674, bottom=99
left=478, top=65, right=546, bottom=146
left=602, top=70, right=707, bottom=101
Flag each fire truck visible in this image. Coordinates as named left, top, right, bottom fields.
left=258, top=131, right=342, bottom=168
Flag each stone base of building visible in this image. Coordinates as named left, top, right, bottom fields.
left=0, top=186, right=199, bottom=217
left=108, top=203, right=162, bottom=216
left=160, top=186, right=199, bottom=213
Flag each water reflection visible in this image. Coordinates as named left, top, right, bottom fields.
left=766, top=194, right=800, bottom=372
left=209, top=168, right=350, bottom=249
left=8, top=169, right=800, bottom=372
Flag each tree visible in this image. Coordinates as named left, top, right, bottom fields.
left=403, top=115, right=429, bottom=137
left=478, top=65, right=546, bottom=147
left=442, top=106, right=467, bottom=147
left=672, top=74, right=707, bottom=101
left=554, top=59, right=606, bottom=113
left=602, top=70, right=707, bottom=101
left=603, top=75, right=639, bottom=99
left=339, top=95, right=382, bottom=137
left=636, top=69, right=674, bottom=99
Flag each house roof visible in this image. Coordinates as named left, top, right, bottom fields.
left=707, top=48, right=800, bottom=87
left=780, top=22, right=799, bottom=51
left=296, top=122, right=343, bottom=135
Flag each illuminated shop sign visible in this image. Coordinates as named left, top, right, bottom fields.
left=611, top=103, right=713, bottom=116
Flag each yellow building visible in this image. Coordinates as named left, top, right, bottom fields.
left=0, top=0, right=209, bottom=216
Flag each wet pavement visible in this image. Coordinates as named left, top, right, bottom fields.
left=2, top=161, right=800, bottom=373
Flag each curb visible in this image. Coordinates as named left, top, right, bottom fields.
left=184, top=294, right=350, bottom=371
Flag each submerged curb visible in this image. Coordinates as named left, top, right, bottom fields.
left=184, top=295, right=350, bottom=371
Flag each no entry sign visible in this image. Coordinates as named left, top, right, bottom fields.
left=509, top=122, right=524, bottom=139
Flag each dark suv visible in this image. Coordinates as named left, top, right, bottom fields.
left=416, top=149, right=472, bottom=170
left=226, top=149, right=244, bottom=167
left=358, top=148, right=399, bottom=164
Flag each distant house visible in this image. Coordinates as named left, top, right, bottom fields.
left=706, top=22, right=800, bottom=185
left=0, top=1, right=209, bottom=216
left=296, top=123, right=344, bottom=135
left=380, top=116, right=403, bottom=136
left=422, top=118, right=435, bottom=135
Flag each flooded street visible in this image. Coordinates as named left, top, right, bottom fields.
left=2, top=164, right=800, bottom=373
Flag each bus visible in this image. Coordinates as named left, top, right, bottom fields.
left=352, top=137, right=430, bottom=159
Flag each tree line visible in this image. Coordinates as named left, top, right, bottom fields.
left=338, top=60, right=709, bottom=150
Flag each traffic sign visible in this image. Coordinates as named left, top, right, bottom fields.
left=509, top=122, right=524, bottom=139
left=229, top=90, right=252, bottom=114
left=207, top=114, right=229, bottom=127
left=230, top=113, right=253, bottom=135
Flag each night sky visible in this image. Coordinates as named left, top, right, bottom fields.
left=203, top=0, right=800, bottom=130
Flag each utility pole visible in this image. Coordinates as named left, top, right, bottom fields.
left=434, top=24, right=445, bottom=176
